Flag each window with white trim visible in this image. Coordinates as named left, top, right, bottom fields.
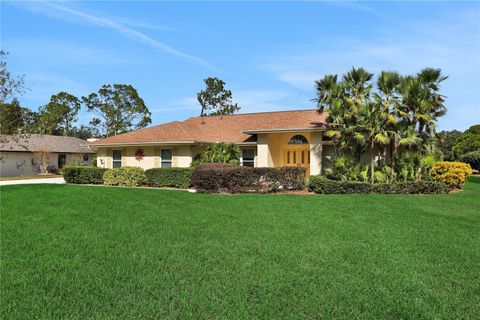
left=242, top=149, right=255, bottom=167
left=112, top=150, right=122, bottom=168
left=161, top=149, right=172, bottom=167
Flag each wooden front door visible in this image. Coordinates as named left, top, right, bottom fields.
left=284, top=147, right=310, bottom=176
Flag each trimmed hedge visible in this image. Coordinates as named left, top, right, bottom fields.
left=430, top=161, right=473, bottom=189
left=192, top=164, right=306, bottom=193
left=145, top=167, right=194, bottom=189
left=62, top=166, right=107, bottom=184
left=103, top=167, right=146, bottom=187
left=307, top=175, right=450, bottom=194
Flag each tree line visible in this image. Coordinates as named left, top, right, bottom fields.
left=1, top=51, right=240, bottom=139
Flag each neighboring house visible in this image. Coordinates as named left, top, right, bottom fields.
left=0, top=134, right=95, bottom=177
left=90, top=109, right=338, bottom=176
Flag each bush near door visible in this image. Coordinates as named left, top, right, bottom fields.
left=192, top=164, right=305, bottom=193
left=145, top=168, right=194, bottom=189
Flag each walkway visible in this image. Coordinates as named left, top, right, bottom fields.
left=0, top=177, right=66, bottom=186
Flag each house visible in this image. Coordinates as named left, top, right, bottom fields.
left=90, top=109, right=338, bottom=176
left=0, top=134, right=95, bottom=177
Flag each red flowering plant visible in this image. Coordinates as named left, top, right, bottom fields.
left=135, top=148, right=145, bottom=161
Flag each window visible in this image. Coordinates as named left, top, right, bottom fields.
left=161, top=149, right=172, bottom=167
left=242, top=150, right=255, bottom=167
left=288, top=135, right=308, bottom=144
left=113, top=150, right=122, bottom=168
left=83, top=154, right=89, bottom=162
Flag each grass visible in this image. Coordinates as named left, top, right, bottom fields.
left=1, top=178, right=479, bottom=319
left=0, top=174, right=62, bottom=181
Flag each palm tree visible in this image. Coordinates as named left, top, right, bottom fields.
left=375, top=71, right=401, bottom=167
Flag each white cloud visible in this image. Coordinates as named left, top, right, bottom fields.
left=12, top=1, right=212, bottom=68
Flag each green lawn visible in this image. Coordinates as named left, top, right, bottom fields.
left=1, top=178, right=479, bottom=319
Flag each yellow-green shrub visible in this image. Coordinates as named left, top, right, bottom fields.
left=430, top=162, right=473, bottom=189
left=103, top=167, right=146, bottom=187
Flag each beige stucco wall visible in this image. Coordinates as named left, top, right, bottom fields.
left=256, top=134, right=272, bottom=167
left=0, top=152, right=92, bottom=177
left=96, top=145, right=193, bottom=169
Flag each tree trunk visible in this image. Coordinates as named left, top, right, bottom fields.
left=370, top=141, right=375, bottom=184
left=382, top=145, right=387, bottom=166
left=391, top=141, right=398, bottom=179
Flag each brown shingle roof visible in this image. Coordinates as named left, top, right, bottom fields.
left=0, top=134, right=95, bottom=153
left=91, top=109, right=328, bottom=145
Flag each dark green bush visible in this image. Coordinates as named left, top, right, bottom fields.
left=145, top=167, right=194, bottom=189
left=63, top=166, right=107, bottom=184
left=192, top=164, right=306, bottom=193
left=307, top=175, right=450, bottom=194
left=458, top=151, right=480, bottom=171
left=103, top=167, right=146, bottom=187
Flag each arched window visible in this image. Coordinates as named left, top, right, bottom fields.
left=288, top=135, right=308, bottom=144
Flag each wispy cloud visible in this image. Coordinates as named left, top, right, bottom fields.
left=13, top=1, right=212, bottom=68
left=5, top=39, right=130, bottom=66
left=325, top=1, right=386, bottom=20
left=234, top=89, right=302, bottom=113
left=116, top=17, right=175, bottom=32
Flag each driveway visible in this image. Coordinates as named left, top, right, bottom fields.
left=0, top=177, right=66, bottom=186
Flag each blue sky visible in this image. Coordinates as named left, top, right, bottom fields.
left=2, top=1, right=479, bottom=130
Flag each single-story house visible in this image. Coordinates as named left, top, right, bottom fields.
left=90, top=109, right=340, bottom=176
left=0, top=134, right=95, bottom=177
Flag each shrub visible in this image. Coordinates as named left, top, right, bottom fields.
left=63, top=166, right=107, bottom=184
left=145, top=167, right=194, bottom=189
left=452, top=124, right=480, bottom=159
left=458, top=151, right=480, bottom=171
left=430, top=161, right=473, bottom=189
left=307, top=176, right=371, bottom=194
left=192, top=142, right=241, bottom=166
left=103, top=167, right=146, bottom=187
left=307, top=176, right=450, bottom=194
left=191, top=164, right=305, bottom=193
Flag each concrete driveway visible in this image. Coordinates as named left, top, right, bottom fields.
left=0, top=177, right=65, bottom=186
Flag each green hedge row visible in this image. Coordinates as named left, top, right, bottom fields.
left=307, top=175, right=450, bottom=194
left=62, top=166, right=107, bottom=184
left=191, top=164, right=306, bottom=193
left=145, top=168, right=193, bottom=189
left=63, top=166, right=194, bottom=188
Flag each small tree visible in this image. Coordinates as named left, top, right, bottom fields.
left=195, top=142, right=241, bottom=165
left=34, top=149, right=55, bottom=174
left=197, top=77, right=240, bottom=117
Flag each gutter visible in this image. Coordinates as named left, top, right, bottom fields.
left=88, top=141, right=207, bottom=148
left=243, top=127, right=326, bottom=134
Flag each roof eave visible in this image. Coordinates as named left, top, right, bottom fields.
left=243, top=127, right=326, bottom=135
left=89, top=140, right=201, bottom=148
